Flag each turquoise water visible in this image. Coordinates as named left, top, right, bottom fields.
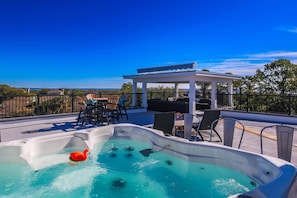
left=0, top=139, right=257, bottom=197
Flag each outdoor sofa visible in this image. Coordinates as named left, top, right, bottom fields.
left=147, top=98, right=211, bottom=113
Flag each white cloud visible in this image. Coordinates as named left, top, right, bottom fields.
left=199, top=51, right=297, bottom=76
left=276, top=26, right=297, bottom=33
left=249, top=51, right=297, bottom=59
left=200, top=60, right=263, bottom=76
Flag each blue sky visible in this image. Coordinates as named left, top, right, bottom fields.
left=0, top=0, right=296, bottom=89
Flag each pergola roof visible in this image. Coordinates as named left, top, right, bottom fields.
left=123, top=62, right=242, bottom=83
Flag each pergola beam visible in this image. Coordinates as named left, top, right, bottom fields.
left=137, top=62, right=196, bottom=73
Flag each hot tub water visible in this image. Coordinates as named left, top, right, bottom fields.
left=0, top=139, right=257, bottom=197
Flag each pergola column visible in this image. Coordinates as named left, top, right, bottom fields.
left=174, top=83, right=179, bottom=99
left=189, top=79, right=196, bottom=114
left=211, top=81, right=217, bottom=109
left=142, top=82, right=148, bottom=108
left=227, top=80, right=233, bottom=107
left=132, top=81, right=137, bottom=107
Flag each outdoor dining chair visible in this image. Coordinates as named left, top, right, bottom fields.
left=76, top=100, right=97, bottom=126
left=193, top=109, right=221, bottom=141
left=260, top=125, right=297, bottom=162
left=153, top=111, right=176, bottom=136
left=85, top=93, right=98, bottom=105
left=118, top=97, right=129, bottom=120
left=94, top=104, right=112, bottom=125
left=105, top=95, right=121, bottom=123
left=210, top=117, right=245, bottom=149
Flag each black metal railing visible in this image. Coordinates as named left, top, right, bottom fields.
left=1, top=92, right=296, bottom=119
left=0, top=93, right=143, bottom=119
left=217, top=93, right=297, bottom=116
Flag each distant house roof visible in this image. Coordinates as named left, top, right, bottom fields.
left=47, top=89, right=64, bottom=95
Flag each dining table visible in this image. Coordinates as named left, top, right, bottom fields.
left=92, top=97, right=109, bottom=102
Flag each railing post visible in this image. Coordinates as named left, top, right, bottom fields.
left=246, top=93, right=249, bottom=112
left=71, top=94, right=75, bottom=113
left=288, top=94, right=291, bottom=115
left=238, top=92, right=241, bottom=110
left=37, top=94, right=40, bottom=115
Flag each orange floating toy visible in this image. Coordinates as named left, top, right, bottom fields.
left=69, top=148, right=89, bottom=162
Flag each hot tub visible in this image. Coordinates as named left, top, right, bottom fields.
left=0, top=124, right=296, bottom=197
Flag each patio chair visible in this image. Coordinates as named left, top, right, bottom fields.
left=153, top=111, right=176, bottom=136
left=210, top=117, right=245, bottom=149
left=118, top=97, right=128, bottom=120
left=86, top=93, right=97, bottom=105
left=260, top=125, right=297, bottom=162
left=94, top=104, right=112, bottom=125
left=86, top=93, right=96, bottom=100
left=105, top=95, right=120, bottom=122
left=194, top=109, right=221, bottom=141
left=77, top=100, right=97, bottom=126
left=76, top=101, right=85, bottom=125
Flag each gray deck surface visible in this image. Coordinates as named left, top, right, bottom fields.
left=1, top=110, right=297, bottom=166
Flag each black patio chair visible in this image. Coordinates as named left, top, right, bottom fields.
left=194, top=109, right=221, bottom=141
left=118, top=97, right=129, bottom=120
left=77, top=100, right=97, bottom=126
left=105, top=95, right=120, bottom=123
left=153, top=111, right=176, bottom=136
left=94, top=104, right=112, bottom=125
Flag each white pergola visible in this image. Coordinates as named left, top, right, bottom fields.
left=123, top=62, right=242, bottom=114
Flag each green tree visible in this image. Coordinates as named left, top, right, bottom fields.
left=38, top=89, right=50, bottom=95
left=288, top=62, right=297, bottom=94
left=233, top=78, right=245, bottom=94
left=0, top=84, right=27, bottom=104
left=240, top=75, right=256, bottom=94
left=253, top=69, right=270, bottom=94
left=262, top=59, right=296, bottom=94
left=120, top=82, right=132, bottom=93
left=70, top=89, right=85, bottom=96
